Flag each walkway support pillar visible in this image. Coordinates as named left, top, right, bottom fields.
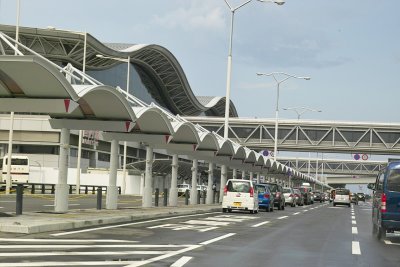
left=219, top=165, right=228, bottom=202
left=143, top=146, right=153, bottom=207
left=169, top=154, right=179, bottom=206
left=106, top=139, right=118, bottom=210
left=242, top=170, right=246, bottom=180
left=232, top=168, right=237, bottom=179
left=55, top=128, right=69, bottom=213
left=249, top=171, right=253, bottom=181
left=206, top=162, right=214, bottom=204
left=190, top=159, right=198, bottom=205
left=257, top=173, right=260, bottom=184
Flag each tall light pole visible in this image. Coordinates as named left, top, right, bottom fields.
left=256, top=72, right=310, bottom=160
left=283, top=107, right=321, bottom=120
left=223, top=0, right=284, bottom=139
left=96, top=54, right=131, bottom=194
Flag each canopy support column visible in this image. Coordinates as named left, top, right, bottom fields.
left=169, top=154, right=178, bottom=206
left=190, top=159, right=198, bottom=205
left=55, top=128, right=69, bottom=213
left=143, top=146, right=153, bottom=207
left=106, top=139, right=118, bottom=210
left=206, top=162, right=214, bottom=204
left=219, top=165, right=228, bottom=202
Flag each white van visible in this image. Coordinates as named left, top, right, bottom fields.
left=222, top=179, right=259, bottom=214
left=177, top=184, right=191, bottom=196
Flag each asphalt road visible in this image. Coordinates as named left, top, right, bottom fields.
left=0, top=201, right=399, bottom=266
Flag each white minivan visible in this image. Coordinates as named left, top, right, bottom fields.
left=222, top=179, right=259, bottom=214
left=333, top=188, right=351, bottom=207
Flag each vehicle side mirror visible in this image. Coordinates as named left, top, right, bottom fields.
left=367, top=183, right=375, bottom=191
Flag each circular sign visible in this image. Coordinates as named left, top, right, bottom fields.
left=354, top=154, right=360, bottom=160
left=262, top=150, right=269, bottom=156
left=269, top=152, right=274, bottom=158
left=362, top=154, right=368, bottom=160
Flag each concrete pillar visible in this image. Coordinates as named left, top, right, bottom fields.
left=169, top=154, right=178, bottom=206
left=142, top=146, right=153, bottom=207
left=241, top=170, right=246, bottom=180
left=140, top=173, right=145, bottom=196
left=232, top=168, right=237, bottom=179
left=190, top=159, right=198, bottom=205
left=106, top=139, right=118, bottom=210
left=206, top=162, right=214, bottom=204
left=256, top=173, right=260, bottom=184
left=219, top=165, right=228, bottom=202
left=55, top=128, right=70, bottom=213
left=249, top=171, right=253, bottom=181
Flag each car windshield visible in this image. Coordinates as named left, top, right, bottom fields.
left=227, top=181, right=251, bottom=193
left=178, top=185, right=189, bottom=188
left=283, top=188, right=291, bottom=193
left=388, top=169, right=400, bottom=192
left=336, top=189, right=350, bottom=195
left=267, top=184, right=278, bottom=192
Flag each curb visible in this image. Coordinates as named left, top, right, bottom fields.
left=0, top=206, right=222, bottom=234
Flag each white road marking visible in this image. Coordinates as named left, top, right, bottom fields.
left=293, top=212, right=300, bottom=215
left=0, top=201, right=15, bottom=203
left=352, top=227, right=358, bottom=234
left=351, top=216, right=355, bottom=219
left=0, top=207, right=3, bottom=209
left=0, top=238, right=137, bottom=243
left=277, top=216, right=288, bottom=220
left=352, top=241, right=361, bottom=255
left=0, top=244, right=182, bottom=249
left=148, top=224, right=218, bottom=232
left=0, top=261, right=139, bottom=266
left=51, top=212, right=220, bottom=236
left=199, top=233, right=236, bottom=245
left=43, top=204, right=80, bottom=207
left=170, top=256, right=193, bottom=267
left=0, top=251, right=168, bottom=257
left=251, top=221, right=270, bottom=227
left=303, top=210, right=309, bottom=212
left=204, top=216, right=255, bottom=222
left=183, top=220, right=230, bottom=226
left=352, top=220, right=357, bottom=225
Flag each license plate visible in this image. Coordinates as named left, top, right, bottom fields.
left=233, top=202, right=241, bottom=207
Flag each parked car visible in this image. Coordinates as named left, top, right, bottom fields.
left=293, top=188, right=304, bottom=206
left=197, top=185, right=207, bottom=197
left=256, top=184, right=274, bottom=212
left=262, top=182, right=285, bottom=210
left=283, top=187, right=296, bottom=207
left=222, top=179, right=259, bottom=214
left=333, top=188, right=351, bottom=207
left=357, top=192, right=366, bottom=202
left=177, top=184, right=191, bottom=196
left=369, top=161, right=400, bottom=239
left=295, top=186, right=312, bottom=205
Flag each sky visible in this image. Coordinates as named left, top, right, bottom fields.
left=0, top=0, right=399, bottom=165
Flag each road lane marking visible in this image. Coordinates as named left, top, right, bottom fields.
left=352, top=241, right=361, bottom=255
left=351, top=216, right=355, bottom=219
left=277, top=216, right=288, bottom=220
left=352, top=227, right=358, bottom=234
left=251, top=221, right=270, bottom=227
left=51, top=212, right=220, bottom=236
left=293, top=212, right=300, bottom=215
left=148, top=224, right=218, bottom=232
left=0, top=251, right=168, bottom=257
left=0, top=244, right=183, bottom=249
left=171, top=256, right=193, bottom=267
left=183, top=220, right=230, bottom=226
left=303, top=210, right=309, bottom=212
left=0, top=238, right=137, bottom=243
left=199, top=233, right=236, bottom=245
left=352, top=220, right=357, bottom=225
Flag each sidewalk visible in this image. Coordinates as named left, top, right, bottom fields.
left=0, top=204, right=221, bottom=234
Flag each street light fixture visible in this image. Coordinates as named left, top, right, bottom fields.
left=223, top=0, right=284, bottom=139
left=96, top=54, right=131, bottom=194
left=256, top=72, right=310, bottom=160
left=283, top=107, right=321, bottom=120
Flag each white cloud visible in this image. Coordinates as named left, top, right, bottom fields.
left=151, top=2, right=225, bottom=32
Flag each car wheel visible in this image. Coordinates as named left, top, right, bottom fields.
left=282, top=203, right=285, bottom=210
left=333, top=203, right=336, bottom=207
left=270, top=207, right=274, bottom=212
left=372, top=223, right=378, bottom=235
left=250, top=210, right=254, bottom=214
left=278, top=203, right=282, bottom=210
left=255, top=209, right=259, bottom=214
left=266, top=207, right=270, bottom=212
left=222, top=208, right=227, bottom=213
left=348, top=204, right=351, bottom=207
left=228, top=209, right=232, bottom=213
left=291, top=202, right=296, bottom=207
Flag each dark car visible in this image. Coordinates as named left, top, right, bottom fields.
left=255, top=184, right=274, bottom=212
left=350, top=193, right=358, bottom=205
left=314, top=191, right=323, bottom=202
left=295, top=186, right=312, bottom=205
left=368, top=161, right=400, bottom=239
left=262, top=183, right=285, bottom=210
left=357, top=193, right=366, bottom=202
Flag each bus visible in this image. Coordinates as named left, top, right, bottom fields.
left=0, top=155, right=30, bottom=184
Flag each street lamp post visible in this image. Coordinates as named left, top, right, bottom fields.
left=223, top=0, right=284, bottom=139
left=256, top=72, right=310, bottom=160
left=283, top=107, right=321, bottom=120
left=96, top=54, right=131, bottom=194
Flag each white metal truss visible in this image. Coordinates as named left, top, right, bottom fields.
left=278, top=157, right=386, bottom=176
left=185, top=117, right=400, bottom=155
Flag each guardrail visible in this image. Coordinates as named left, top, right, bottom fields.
left=0, top=183, right=121, bottom=195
